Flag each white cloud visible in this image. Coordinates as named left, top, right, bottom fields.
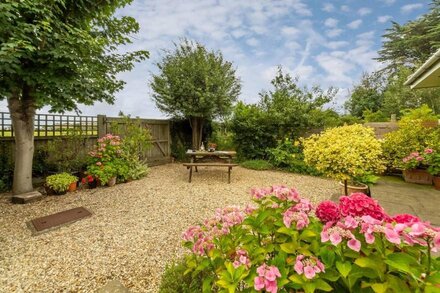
left=246, top=38, right=259, bottom=47
left=401, top=3, right=423, bottom=14
left=347, top=19, right=362, bottom=29
left=326, top=29, right=343, bottom=38
left=324, top=18, right=339, bottom=28
left=358, top=7, right=372, bottom=16
left=340, top=5, right=350, bottom=12
left=322, top=3, right=335, bottom=13
left=377, top=15, right=393, bottom=23
left=325, top=41, right=349, bottom=50
left=281, top=26, right=300, bottom=38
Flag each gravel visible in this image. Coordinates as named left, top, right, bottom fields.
left=0, top=164, right=338, bottom=292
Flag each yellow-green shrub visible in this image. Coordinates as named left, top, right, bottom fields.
left=303, top=124, right=385, bottom=181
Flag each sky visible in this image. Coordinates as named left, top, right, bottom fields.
left=0, top=0, right=431, bottom=118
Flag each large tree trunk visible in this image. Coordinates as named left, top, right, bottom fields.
left=7, top=88, right=36, bottom=194
left=189, top=116, right=204, bottom=150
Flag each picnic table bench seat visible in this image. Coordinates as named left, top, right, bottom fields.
left=182, top=163, right=238, bottom=183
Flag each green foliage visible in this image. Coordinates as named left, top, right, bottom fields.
left=210, top=121, right=235, bottom=151
left=363, top=109, right=389, bottom=122
left=426, top=151, right=440, bottom=176
left=382, top=106, right=440, bottom=169
left=45, top=173, right=77, bottom=193
left=240, top=160, right=273, bottom=171
left=159, top=257, right=206, bottom=293
left=303, top=124, right=385, bottom=181
left=0, top=0, right=148, bottom=111
left=231, top=68, right=339, bottom=160
left=44, top=129, right=90, bottom=173
left=345, top=72, right=386, bottom=118
left=377, top=0, right=440, bottom=72
left=151, top=39, right=241, bottom=120
left=230, top=102, right=277, bottom=160
left=267, top=138, right=321, bottom=176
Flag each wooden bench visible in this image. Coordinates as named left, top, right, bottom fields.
left=183, top=163, right=238, bottom=183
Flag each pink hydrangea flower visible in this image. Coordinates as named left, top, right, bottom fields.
left=392, top=214, right=421, bottom=225
left=233, top=249, right=251, bottom=269
left=339, top=193, right=387, bottom=220
left=315, top=201, right=341, bottom=223
left=425, top=148, right=433, bottom=154
left=254, top=264, right=281, bottom=293
left=321, top=221, right=361, bottom=251
left=294, top=255, right=325, bottom=279
left=283, top=208, right=309, bottom=230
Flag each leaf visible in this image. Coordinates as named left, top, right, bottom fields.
left=426, top=271, right=440, bottom=285
left=371, top=282, right=388, bottom=293
left=314, top=279, right=333, bottom=292
left=336, top=261, right=352, bottom=278
left=299, top=229, right=318, bottom=240
left=202, top=277, right=213, bottom=293
left=386, top=274, right=411, bottom=293
left=280, top=242, right=298, bottom=254
left=385, top=253, right=421, bottom=278
left=320, top=248, right=336, bottom=266
left=355, top=256, right=386, bottom=279
left=288, top=274, right=304, bottom=285
left=277, top=226, right=294, bottom=236
left=320, top=269, right=340, bottom=282
left=303, top=282, right=316, bottom=293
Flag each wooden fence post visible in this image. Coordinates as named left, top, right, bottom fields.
left=97, top=115, right=106, bottom=138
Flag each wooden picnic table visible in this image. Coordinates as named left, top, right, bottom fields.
left=183, top=150, right=237, bottom=183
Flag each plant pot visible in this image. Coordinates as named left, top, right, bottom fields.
left=68, top=181, right=77, bottom=192
left=107, top=176, right=117, bottom=187
left=45, top=185, right=55, bottom=195
left=339, top=181, right=368, bottom=195
left=88, top=180, right=98, bottom=189
left=402, top=169, right=433, bottom=185
left=433, top=176, right=440, bottom=190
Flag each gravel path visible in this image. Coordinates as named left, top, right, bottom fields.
left=0, top=164, right=338, bottom=292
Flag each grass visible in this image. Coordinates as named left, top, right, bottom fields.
left=240, top=159, right=273, bottom=170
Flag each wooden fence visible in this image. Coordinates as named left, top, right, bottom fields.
left=0, top=112, right=171, bottom=166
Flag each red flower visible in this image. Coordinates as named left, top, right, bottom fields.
left=391, top=214, right=421, bottom=225
left=339, top=193, right=387, bottom=220
left=81, top=178, right=86, bottom=184
left=87, top=175, right=94, bottom=183
left=315, top=201, right=341, bottom=223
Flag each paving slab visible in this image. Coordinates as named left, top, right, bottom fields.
left=97, top=280, right=130, bottom=293
left=11, top=191, right=43, bottom=204
left=371, top=176, right=440, bottom=226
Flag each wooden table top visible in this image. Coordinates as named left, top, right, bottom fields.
left=185, top=150, right=236, bottom=156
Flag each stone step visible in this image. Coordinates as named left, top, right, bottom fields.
left=11, top=191, right=43, bottom=204
left=98, top=280, right=130, bottom=293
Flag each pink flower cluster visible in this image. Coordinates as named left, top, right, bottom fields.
left=90, top=134, right=122, bottom=160
left=282, top=198, right=312, bottom=229
left=232, top=249, right=251, bottom=269
left=254, top=264, right=281, bottom=293
left=294, top=255, right=325, bottom=279
left=339, top=193, right=387, bottom=220
left=315, top=201, right=341, bottom=223
left=251, top=185, right=300, bottom=202
left=403, top=151, right=424, bottom=163
left=321, top=217, right=362, bottom=252
left=182, top=206, right=248, bottom=255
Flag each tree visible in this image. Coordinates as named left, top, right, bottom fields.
left=377, top=0, right=440, bottom=73
left=0, top=1, right=148, bottom=194
left=151, top=40, right=241, bottom=149
left=344, top=72, right=386, bottom=118
left=258, top=67, right=337, bottom=138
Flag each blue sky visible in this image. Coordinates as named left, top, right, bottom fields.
left=0, top=0, right=430, bottom=118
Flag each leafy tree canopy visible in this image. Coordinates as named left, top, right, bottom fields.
left=151, top=39, right=241, bottom=120
left=377, top=0, right=440, bottom=72
left=0, top=0, right=148, bottom=112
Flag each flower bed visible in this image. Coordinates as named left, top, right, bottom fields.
left=178, top=186, right=440, bottom=292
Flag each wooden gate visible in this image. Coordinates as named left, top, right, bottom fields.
left=98, top=115, right=171, bottom=166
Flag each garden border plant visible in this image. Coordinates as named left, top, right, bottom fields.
left=169, top=186, right=440, bottom=292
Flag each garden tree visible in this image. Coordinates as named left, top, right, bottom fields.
left=258, top=67, right=337, bottom=138
left=377, top=0, right=440, bottom=73
left=344, top=72, right=386, bottom=118
left=151, top=40, right=241, bottom=150
left=381, top=66, right=440, bottom=117
left=0, top=1, right=148, bottom=194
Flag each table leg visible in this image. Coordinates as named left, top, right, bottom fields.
left=228, top=167, right=231, bottom=184
left=189, top=166, right=193, bottom=183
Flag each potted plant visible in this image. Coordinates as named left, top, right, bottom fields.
left=81, top=175, right=98, bottom=189
left=401, top=150, right=432, bottom=184
left=45, top=173, right=78, bottom=195
left=424, top=148, right=440, bottom=189
left=207, top=142, right=217, bottom=152
left=303, top=124, right=385, bottom=196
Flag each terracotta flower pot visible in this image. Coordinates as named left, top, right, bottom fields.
left=433, top=176, right=440, bottom=190
left=339, top=181, right=368, bottom=195
left=107, top=176, right=117, bottom=187
left=403, top=169, right=433, bottom=185
left=68, top=181, right=77, bottom=192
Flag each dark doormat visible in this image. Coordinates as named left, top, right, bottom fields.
left=29, top=207, right=92, bottom=234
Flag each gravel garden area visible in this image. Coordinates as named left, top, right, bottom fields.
left=0, top=164, right=338, bottom=292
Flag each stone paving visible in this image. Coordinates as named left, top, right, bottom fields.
left=371, top=176, right=440, bottom=226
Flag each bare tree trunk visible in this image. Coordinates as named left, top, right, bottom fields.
left=189, top=116, right=203, bottom=150
left=7, top=88, right=36, bottom=194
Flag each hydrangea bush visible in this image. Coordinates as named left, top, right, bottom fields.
left=181, top=186, right=440, bottom=292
